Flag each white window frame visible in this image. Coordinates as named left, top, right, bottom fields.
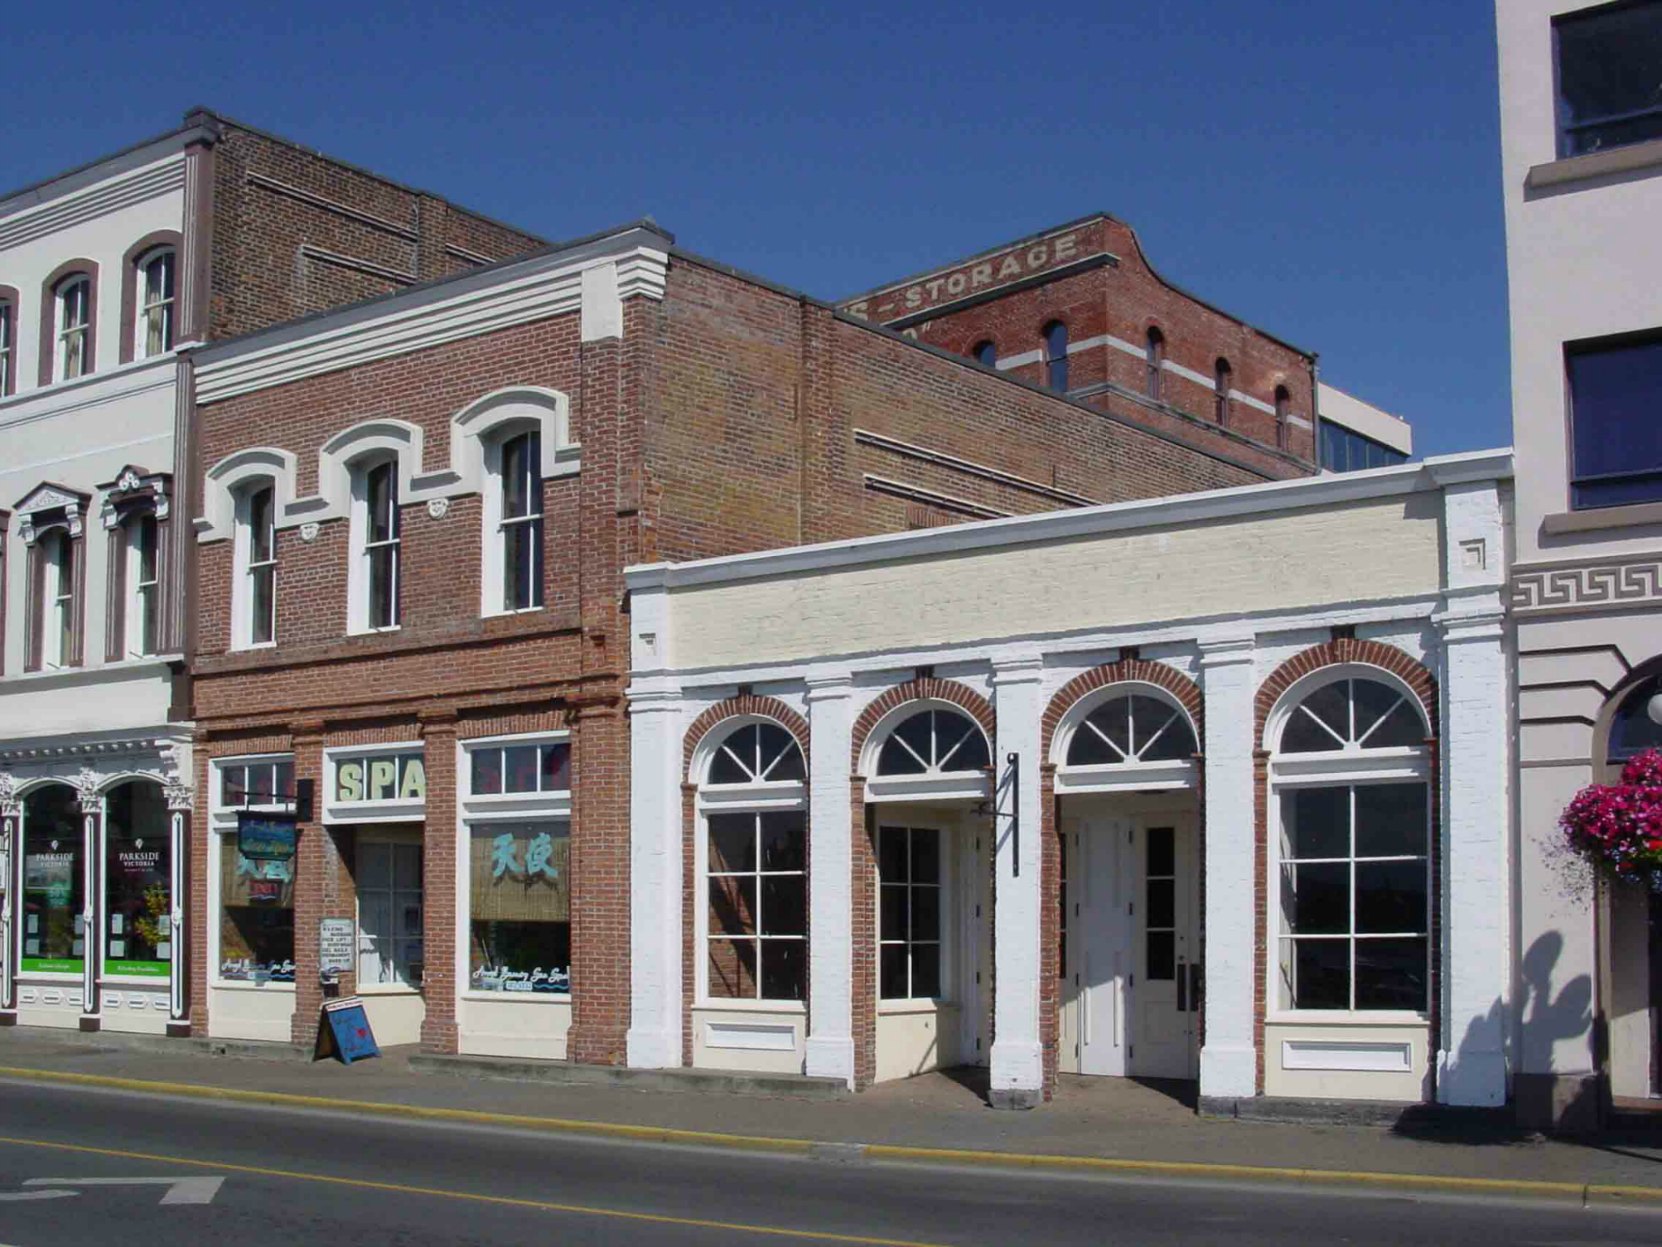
left=1265, top=665, right=1433, bottom=1025
left=692, top=716, right=808, bottom=1010
left=135, top=247, right=176, bottom=360
left=42, top=528, right=75, bottom=669
left=348, top=456, right=401, bottom=634
left=231, top=482, right=276, bottom=650
left=322, top=742, right=426, bottom=825
left=0, top=299, right=13, bottom=395
left=355, top=828, right=424, bottom=993
left=125, top=511, right=160, bottom=658
left=481, top=426, right=544, bottom=616
left=1052, top=682, right=1200, bottom=795
left=860, top=699, right=993, bottom=805
left=207, top=754, right=297, bottom=991
left=56, top=275, right=91, bottom=381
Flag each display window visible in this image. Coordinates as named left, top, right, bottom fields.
left=103, top=780, right=171, bottom=978
left=21, top=785, right=82, bottom=974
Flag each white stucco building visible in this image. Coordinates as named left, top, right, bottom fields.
left=0, top=126, right=213, bottom=1035
left=1500, top=0, right=1662, bottom=1126
left=625, top=452, right=1513, bottom=1108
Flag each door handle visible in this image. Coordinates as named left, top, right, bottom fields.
left=1175, top=959, right=1188, bottom=1012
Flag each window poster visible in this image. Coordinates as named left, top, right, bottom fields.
left=219, top=839, right=296, bottom=983
left=104, top=782, right=171, bottom=978
left=21, top=785, right=82, bottom=975
left=468, top=821, right=570, bottom=994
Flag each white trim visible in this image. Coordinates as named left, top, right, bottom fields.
left=625, top=450, right=1513, bottom=593
left=0, top=154, right=185, bottom=250
left=1280, top=1038, right=1414, bottom=1072
left=194, top=241, right=669, bottom=403
left=322, top=742, right=426, bottom=825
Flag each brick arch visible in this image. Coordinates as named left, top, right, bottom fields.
left=682, top=694, right=810, bottom=779
left=1255, top=637, right=1438, bottom=748
left=849, top=677, right=996, bottom=772
left=1040, top=658, right=1203, bottom=762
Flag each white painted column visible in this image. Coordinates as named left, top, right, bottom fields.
left=990, top=655, right=1045, bottom=1108
left=625, top=681, right=685, bottom=1069
left=1198, top=631, right=1258, bottom=1102
left=78, top=776, right=102, bottom=1027
left=1434, top=476, right=1511, bottom=1107
left=166, top=773, right=193, bottom=1032
left=804, top=671, right=855, bottom=1086
left=0, top=782, right=16, bottom=1015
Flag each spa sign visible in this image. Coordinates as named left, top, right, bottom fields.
left=333, top=751, right=425, bottom=804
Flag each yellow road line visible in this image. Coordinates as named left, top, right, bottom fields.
left=0, top=1133, right=948, bottom=1247
left=0, top=1063, right=1658, bottom=1204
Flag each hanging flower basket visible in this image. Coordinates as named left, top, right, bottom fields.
left=1561, top=748, right=1662, bottom=893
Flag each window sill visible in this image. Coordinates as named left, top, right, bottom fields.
left=357, top=983, right=422, bottom=996
left=1266, top=1011, right=1428, bottom=1027
left=1527, top=138, right=1662, bottom=191
left=1542, top=501, right=1662, bottom=535
left=212, top=980, right=297, bottom=992
left=693, top=999, right=807, bottom=1015
left=878, top=999, right=957, bottom=1015
left=461, top=991, right=572, bottom=1005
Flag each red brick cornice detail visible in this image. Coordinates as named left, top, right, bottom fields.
left=1040, top=659, right=1203, bottom=760
left=682, top=694, right=810, bottom=775
left=849, top=677, right=996, bottom=771
left=1254, top=638, right=1438, bottom=746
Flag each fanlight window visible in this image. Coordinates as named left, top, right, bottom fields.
left=1279, top=677, right=1424, bottom=754
left=707, top=722, right=805, bottom=785
left=876, top=709, right=990, bottom=777
left=1067, top=694, right=1197, bottom=766
left=1608, top=676, right=1662, bottom=762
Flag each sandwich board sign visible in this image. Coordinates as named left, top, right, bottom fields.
left=315, top=996, right=379, bottom=1065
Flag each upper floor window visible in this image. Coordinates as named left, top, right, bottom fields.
left=42, top=529, right=77, bottom=669
left=137, top=248, right=176, bottom=358
left=1274, top=385, right=1292, bottom=448
left=494, top=430, right=543, bottom=613
left=1043, top=321, right=1069, bottom=391
left=0, top=298, right=13, bottom=396
left=56, top=275, right=92, bottom=381
left=1319, top=422, right=1408, bottom=473
left=1145, top=328, right=1165, bottom=401
left=1566, top=330, right=1662, bottom=509
left=973, top=340, right=997, bottom=368
left=1555, top=2, right=1662, bottom=158
left=352, top=459, right=401, bottom=631
left=1214, top=358, right=1232, bottom=426
left=126, top=513, right=160, bottom=657
left=234, top=483, right=277, bottom=648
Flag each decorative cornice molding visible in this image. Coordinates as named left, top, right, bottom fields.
left=0, top=155, right=184, bottom=251
left=1512, top=556, right=1662, bottom=617
left=14, top=482, right=92, bottom=545
left=0, top=772, right=18, bottom=817
left=98, top=465, right=171, bottom=528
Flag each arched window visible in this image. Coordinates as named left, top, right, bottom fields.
left=22, top=784, right=83, bottom=975
left=351, top=458, right=401, bottom=632
left=1145, top=327, right=1165, bottom=401
left=0, top=295, right=14, bottom=397
left=1214, top=358, right=1232, bottom=426
left=125, top=512, right=160, bottom=658
left=697, top=718, right=808, bottom=1003
left=1066, top=693, right=1197, bottom=766
left=1043, top=321, right=1069, bottom=392
left=233, top=481, right=277, bottom=648
left=136, top=248, right=176, bottom=358
left=876, top=707, right=990, bottom=776
left=1608, top=675, right=1662, bottom=762
left=488, top=428, right=543, bottom=613
left=973, top=340, right=997, bottom=368
left=55, top=275, right=92, bottom=381
left=1271, top=671, right=1431, bottom=1015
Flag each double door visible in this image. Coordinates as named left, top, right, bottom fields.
left=1061, top=813, right=1199, bottom=1080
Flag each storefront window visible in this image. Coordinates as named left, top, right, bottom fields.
left=217, top=756, right=296, bottom=984
left=21, top=785, right=83, bottom=974
left=104, top=780, right=170, bottom=978
left=706, top=810, right=807, bottom=1001
left=468, top=820, right=570, bottom=993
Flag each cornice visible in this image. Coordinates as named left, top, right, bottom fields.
left=0, top=154, right=185, bottom=251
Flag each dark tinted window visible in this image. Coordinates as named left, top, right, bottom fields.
left=973, top=340, right=997, bottom=367
left=1319, top=423, right=1408, bottom=474
left=1567, top=333, right=1662, bottom=508
left=1556, top=2, right=1662, bottom=157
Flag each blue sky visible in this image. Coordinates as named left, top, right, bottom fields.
left=8, top=1, right=1508, bottom=457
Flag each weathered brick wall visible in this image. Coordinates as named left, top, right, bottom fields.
left=202, top=119, right=542, bottom=342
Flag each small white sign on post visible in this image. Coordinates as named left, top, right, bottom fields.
left=319, top=918, right=355, bottom=977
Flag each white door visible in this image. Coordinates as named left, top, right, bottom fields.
left=357, top=838, right=424, bottom=988
left=1059, top=815, right=1131, bottom=1077
left=1130, top=819, right=1198, bottom=1080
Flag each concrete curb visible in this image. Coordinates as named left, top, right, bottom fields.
left=0, top=1064, right=1658, bottom=1207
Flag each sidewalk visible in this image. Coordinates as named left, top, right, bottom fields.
left=2, top=1028, right=1660, bottom=1200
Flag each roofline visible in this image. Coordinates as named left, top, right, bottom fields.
left=193, top=219, right=675, bottom=365
left=182, top=107, right=548, bottom=247
left=838, top=211, right=1317, bottom=362
left=626, top=448, right=1514, bottom=592
left=665, top=245, right=1312, bottom=479
left=0, top=122, right=212, bottom=219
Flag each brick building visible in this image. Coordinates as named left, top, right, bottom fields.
left=184, top=208, right=1371, bottom=1060
left=0, top=111, right=539, bottom=1035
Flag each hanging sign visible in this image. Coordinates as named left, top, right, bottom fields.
left=237, top=811, right=299, bottom=862
left=315, top=996, right=379, bottom=1065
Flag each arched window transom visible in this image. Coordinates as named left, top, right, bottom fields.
left=1278, top=677, right=1425, bottom=754
left=876, top=708, right=990, bottom=777
left=1067, top=693, right=1197, bottom=766
left=707, top=722, right=805, bottom=785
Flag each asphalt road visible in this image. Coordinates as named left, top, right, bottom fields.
left=0, top=1077, right=1656, bottom=1247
